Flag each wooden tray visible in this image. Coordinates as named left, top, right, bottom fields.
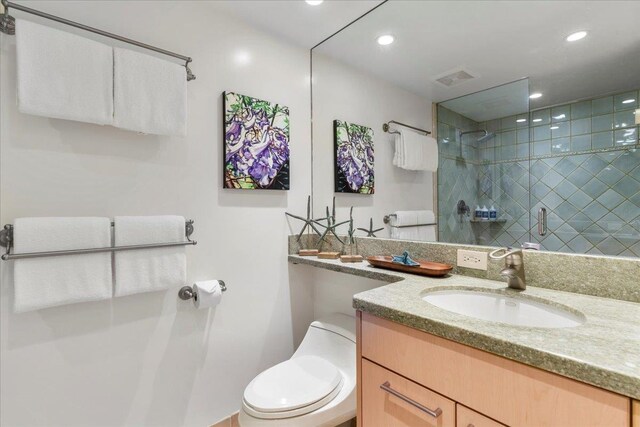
left=366, top=256, right=453, bottom=277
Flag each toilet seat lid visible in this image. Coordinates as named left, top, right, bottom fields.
left=243, top=355, right=343, bottom=413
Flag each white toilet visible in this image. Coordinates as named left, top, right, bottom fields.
left=238, top=314, right=356, bottom=427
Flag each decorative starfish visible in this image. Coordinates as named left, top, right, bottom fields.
left=285, top=195, right=326, bottom=243
left=313, top=198, right=349, bottom=246
left=347, top=207, right=356, bottom=245
left=358, top=217, right=384, bottom=237
left=313, top=206, right=349, bottom=246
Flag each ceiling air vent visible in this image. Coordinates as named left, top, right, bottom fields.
left=435, top=69, right=475, bottom=87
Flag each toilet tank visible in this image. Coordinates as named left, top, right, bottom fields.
left=292, top=314, right=356, bottom=378
left=310, top=313, right=356, bottom=342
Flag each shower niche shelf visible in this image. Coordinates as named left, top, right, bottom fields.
left=469, top=218, right=507, bottom=224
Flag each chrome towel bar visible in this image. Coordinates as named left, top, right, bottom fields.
left=0, top=220, right=197, bottom=261
left=383, top=214, right=437, bottom=228
left=382, top=120, right=431, bottom=136
left=0, top=0, right=196, bottom=80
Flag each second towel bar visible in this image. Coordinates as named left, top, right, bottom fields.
left=0, top=220, right=196, bottom=261
left=383, top=214, right=437, bottom=228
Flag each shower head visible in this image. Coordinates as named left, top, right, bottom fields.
left=460, top=129, right=494, bottom=143
left=476, top=132, right=495, bottom=143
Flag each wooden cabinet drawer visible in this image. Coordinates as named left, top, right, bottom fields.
left=456, top=404, right=505, bottom=427
left=361, top=312, right=630, bottom=426
left=633, top=400, right=639, bottom=427
left=361, top=358, right=455, bottom=427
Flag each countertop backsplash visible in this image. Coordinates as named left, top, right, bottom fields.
left=288, top=235, right=640, bottom=303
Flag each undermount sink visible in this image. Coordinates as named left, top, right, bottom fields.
left=422, top=288, right=585, bottom=328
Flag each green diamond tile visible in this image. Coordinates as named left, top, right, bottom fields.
left=568, top=190, right=593, bottom=210
left=582, top=178, right=609, bottom=199
left=596, top=189, right=625, bottom=209
left=555, top=201, right=580, bottom=220
left=612, top=149, right=640, bottom=173
left=566, top=167, right=593, bottom=187
left=595, top=237, right=626, bottom=255
left=566, top=212, right=592, bottom=233
left=582, top=224, right=608, bottom=245
left=554, top=179, right=579, bottom=199
left=612, top=175, right=640, bottom=198
left=596, top=166, right=625, bottom=186
left=583, top=200, right=609, bottom=222
left=581, top=155, right=609, bottom=175
left=566, top=235, right=594, bottom=253
left=540, top=234, right=564, bottom=251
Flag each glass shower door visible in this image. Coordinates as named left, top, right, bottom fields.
left=437, top=79, right=532, bottom=249
left=528, top=93, right=640, bottom=257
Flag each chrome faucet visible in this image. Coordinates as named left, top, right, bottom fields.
left=489, top=247, right=526, bottom=290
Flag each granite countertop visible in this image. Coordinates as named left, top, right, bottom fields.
left=289, top=255, right=640, bottom=400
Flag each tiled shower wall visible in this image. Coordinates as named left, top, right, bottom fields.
left=437, top=89, right=640, bottom=257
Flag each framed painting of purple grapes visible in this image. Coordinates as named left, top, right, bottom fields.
left=334, top=120, right=374, bottom=194
left=223, top=92, right=290, bottom=190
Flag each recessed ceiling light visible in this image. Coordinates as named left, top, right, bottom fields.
left=566, top=31, right=587, bottom=42
left=376, top=34, right=395, bottom=46
left=305, top=0, right=323, bottom=5
left=622, top=99, right=635, bottom=104
left=529, top=93, right=542, bottom=99
left=516, top=118, right=527, bottom=123
left=532, top=118, right=542, bottom=123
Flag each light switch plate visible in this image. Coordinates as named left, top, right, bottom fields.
left=457, top=249, right=488, bottom=270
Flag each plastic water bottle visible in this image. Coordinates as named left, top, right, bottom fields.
left=489, top=205, right=497, bottom=221
left=481, top=206, right=489, bottom=221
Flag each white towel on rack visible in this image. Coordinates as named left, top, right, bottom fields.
left=15, top=19, right=114, bottom=125
left=113, top=48, right=187, bottom=136
left=393, top=128, right=438, bottom=171
left=390, top=210, right=437, bottom=241
left=114, top=216, right=187, bottom=297
left=13, top=217, right=113, bottom=313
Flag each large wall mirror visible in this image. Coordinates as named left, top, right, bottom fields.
left=311, top=1, right=640, bottom=258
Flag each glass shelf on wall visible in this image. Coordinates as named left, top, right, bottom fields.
left=469, top=218, right=508, bottom=223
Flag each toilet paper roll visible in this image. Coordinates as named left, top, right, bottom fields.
left=193, top=280, right=223, bottom=309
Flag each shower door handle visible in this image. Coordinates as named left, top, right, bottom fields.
left=538, top=207, right=547, bottom=236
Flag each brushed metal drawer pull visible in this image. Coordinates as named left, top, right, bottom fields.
left=380, top=381, right=443, bottom=418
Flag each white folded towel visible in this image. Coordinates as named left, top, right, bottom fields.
left=13, top=217, right=113, bottom=313
left=16, top=19, right=113, bottom=125
left=393, top=128, right=438, bottom=171
left=113, top=48, right=187, bottom=136
left=114, top=216, right=187, bottom=297
left=390, top=210, right=437, bottom=242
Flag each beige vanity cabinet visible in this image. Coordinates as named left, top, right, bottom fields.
left=456, top=404, right=505, bottom=427
left=356, top=311, right=631, bottom=427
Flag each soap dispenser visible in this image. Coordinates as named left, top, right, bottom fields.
left=475, top=205, right=482, bottom=220
left=481, top=205, right=489, bottom=221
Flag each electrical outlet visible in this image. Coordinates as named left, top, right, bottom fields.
left=457, top=249, right=488, bottom=270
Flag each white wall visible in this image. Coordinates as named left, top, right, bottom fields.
left=312, top=52, right=434, bottom=236
left=0, top=2, right=314, bottom=426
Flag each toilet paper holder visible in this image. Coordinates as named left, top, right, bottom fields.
left=178, top=281, right=227, bottom=301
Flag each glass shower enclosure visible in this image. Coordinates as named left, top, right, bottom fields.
left=437, top=79, right=640, bottom=257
